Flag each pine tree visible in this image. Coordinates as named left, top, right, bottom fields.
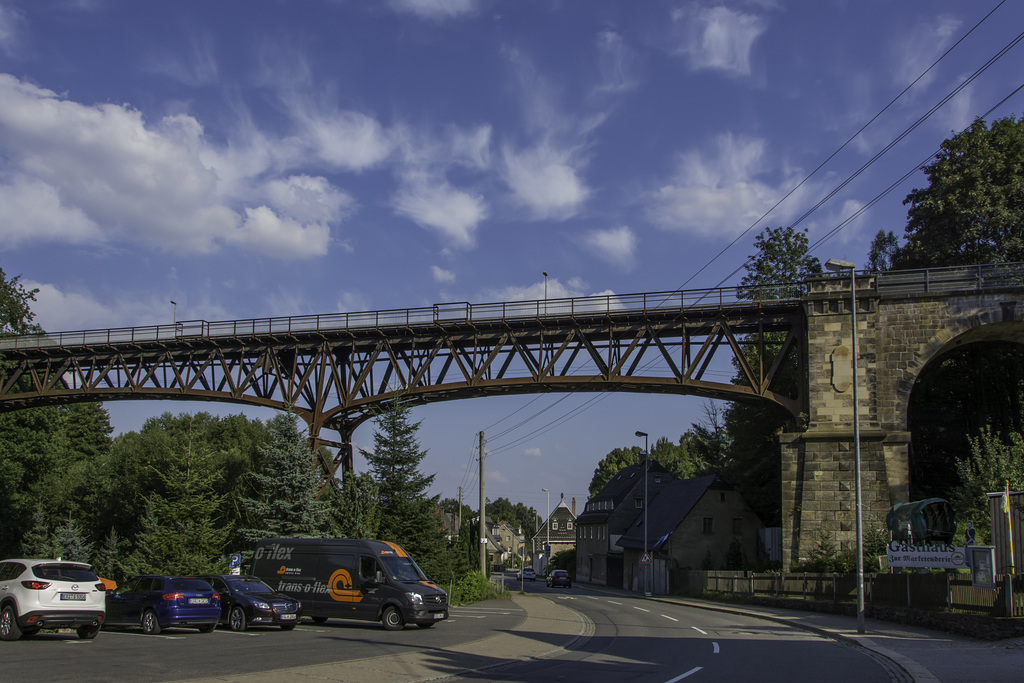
left=237, top=412, right=328, bottom=544
left=52, top=516, right=93, bottom=563
left=22, top=506, right=56, bottom=558
left=324, top=471, right=380, bottom=539
left=360, top=401, right=447, bottom=579
left=125, top=428, right=230, bottom=575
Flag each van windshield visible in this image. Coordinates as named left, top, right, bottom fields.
left=380, top=555, right=428, bottom=582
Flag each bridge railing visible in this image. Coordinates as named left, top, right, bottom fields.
left=0, top=284, right=806, bottom=352
left=876, top=261, right=1024, bottom=295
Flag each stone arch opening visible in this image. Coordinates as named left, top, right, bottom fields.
left=906, top=322, right=1024, bottom=501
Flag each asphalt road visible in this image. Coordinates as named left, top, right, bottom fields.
left=470, top=578, right=899, bottom=683
left=0, top=601, right=525, bottom=682
left=1, top=577, right=902, bottom=683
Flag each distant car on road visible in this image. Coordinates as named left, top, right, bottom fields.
left=199, top=574, right=301, bottom=631
left=104, top=576, right=220, bottom=634
left=546, top=569, right=571, bottom=588
left=517, top=567, right=536, bottom=581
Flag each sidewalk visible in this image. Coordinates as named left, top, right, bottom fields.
left=181, top=594, right=588, bottom=683
left=652, top=594, right=1024, bottom=683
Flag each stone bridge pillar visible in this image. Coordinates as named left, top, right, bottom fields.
left=781, top=273, right=910, bottom=568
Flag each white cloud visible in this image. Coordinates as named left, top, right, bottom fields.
left=893, top=14, right=961, bottom=90
left=392, top=172, right=488, bottom=248
left=524, top=447, right=542, bottom=457
left=263, top=175, right=356, bottom=225
left=0, top=175, right=102, bottom=248
left=25, top=280, right=197, bottom=331
left=647, top=133, right=796, bottom=237
left=431, top=265, right=456, bottom=283
left=0, top=4, right=23, bottom=57
left=501, top=144, right=589, bottom=220
left=0, top=74, right=357, bottom=258
left=594, top=30, right=637, bottom=94
left=232, top=206, right=331, bottom=258
left=480, top=276, right=588, bottom=303
left=144, top=33, right=219, bottom=86
left=295, top=106, right=395, bottom=171
left=389, top=0, right=478, bottom=20
left=673, top=5, right=767, bottom=77
left=584, top=226, right=636, bottom=269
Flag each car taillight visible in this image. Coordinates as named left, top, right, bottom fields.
left=21, top=580, right=50, bottom=590
left=162, top=592, right=185, bottom=601
left=95, top=583, right=106, bottom=591
left=212, top=592, right=220, bottom=602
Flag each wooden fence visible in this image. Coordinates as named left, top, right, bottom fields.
left=670, top=570, right=1024, bottom=618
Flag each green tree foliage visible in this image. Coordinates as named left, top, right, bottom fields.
left=0, top=263, right=41, bottom=336
left=951, top=427, right=1024, bottom=544
left=52, top=517, right=93, bottom=563
left=237, top=413, right=327, bottom=544
left=724, top=226, right=822, bottom=525
left=22, top=507, right=56, bottom=558
left=588, top=447, right=640, bottom=496
left=91, top=528, right=125, bottom=583
left=899, top=115, right=1024, bottom=269
left=360, top=401, right=448, bottom=580
left=325, top=471, right=381, bottom=539
left=866, top=229, right=900, bottom=272
left=124, top=428, right=230, bottom=575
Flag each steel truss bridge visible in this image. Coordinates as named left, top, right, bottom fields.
left=0, top=286, right=805, bottom=487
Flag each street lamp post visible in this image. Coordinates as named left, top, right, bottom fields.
left=825, top=258, right=865, bottom=635
left=541, top=488, right=550, bottom=575
left=635, top=430, right=650, bottom=597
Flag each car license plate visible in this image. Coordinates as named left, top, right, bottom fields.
left=60, top=593, right=86, bottom=601
left=433, top=612, right=444, bottom=620
left=189, top=597, right=209, bottom=604
left=280, top=613, right=296, bottom=620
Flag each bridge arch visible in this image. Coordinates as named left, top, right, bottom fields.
left=783, top=263, right=1024, bottom=568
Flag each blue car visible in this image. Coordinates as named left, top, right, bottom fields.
left=104, top=576, right=221, bottom=635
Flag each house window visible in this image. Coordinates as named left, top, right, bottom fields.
left=567, top=522, right=573, bottom=531
left=702, top=517, right=714, bottom=535
left=732, top=518, right=743, bottom=536
left=654, top=474, right=662, bottom=483
left=635, top=497, right=643, bottom=508
left=552, top=522, right=558, bottom=531
left=720, top=492, right=726, bottom=502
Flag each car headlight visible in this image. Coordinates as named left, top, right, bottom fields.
left=253, top=601, right=270, bottom=610
left=405, top=592, right=423, bottom=605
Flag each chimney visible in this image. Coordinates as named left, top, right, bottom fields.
left=572, top=497, right=576, bottom=516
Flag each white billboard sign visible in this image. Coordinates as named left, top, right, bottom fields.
left=886, top=541, right=967, bottom=569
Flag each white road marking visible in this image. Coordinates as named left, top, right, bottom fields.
left=633, top=606, right=650, bottom=613
left=608, top=600, right=622, bottom=605
left=664, top=666, right=703, bottom=682
left=712, top=641, right=720, bottom=654
left=661, top=614, right=679, bottom=622
left=103, top=632, right=186, bottom=640
left=691, top=626, right=707, bottom=635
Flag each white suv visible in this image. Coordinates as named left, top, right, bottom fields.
left=0, top=559, right=106, bottom=640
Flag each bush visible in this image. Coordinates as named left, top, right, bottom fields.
left=450, top=570, right=509, bottom=606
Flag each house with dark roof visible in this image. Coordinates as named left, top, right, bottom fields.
left=531, top=495, right=577, bottom=575
left=575, top=461, right=672, bottom=588
left=616, top=475, right=762, bottom=594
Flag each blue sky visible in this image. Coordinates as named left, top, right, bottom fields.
left=1, top=0, right=1022, bottom=520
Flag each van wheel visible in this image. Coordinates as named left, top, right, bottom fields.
left=0, top=605, right=22, bottom=641
left=381, top=606, right=404, bottom=631
left=229, top=605, right=248, bottom=632
left=198, top=623, right=216, bottom=633
left=141, top=610, right=162, bottom=635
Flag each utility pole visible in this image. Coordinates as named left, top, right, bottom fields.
left=457, top=486, right=463, bottom=536
left=479, top=431, right=486, bottom=575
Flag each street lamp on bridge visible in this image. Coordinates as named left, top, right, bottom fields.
left=825, top=257, right=864, bottom=635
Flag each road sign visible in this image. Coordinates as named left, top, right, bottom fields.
left=640, top=551, right=652, bottom=564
